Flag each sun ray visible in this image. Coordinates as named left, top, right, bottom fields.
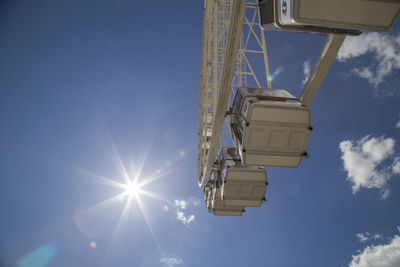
left=71, top=114, right=184, bottom=252
left=139, top=190, right=173, bottom=204
left=138, top=166, right=178, bottom=188
left=77, top=191, right=127, bottom=217
left=69, top=165, right=127, bottom=189
left=107, top=137, right=131, bottom=185
left=97, top=116, right=131, bottom=185
left=88, top=174, right=126, bottom=189
left=111, top=194, right=134, bottom=240
left=103, top=193, right=135, bottom=261
left=130, top=134, right=156, bottom=185
left=135, top=195, right=160, bottom=251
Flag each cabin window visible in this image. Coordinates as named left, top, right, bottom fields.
left=233, top=89, right=244, bottom=111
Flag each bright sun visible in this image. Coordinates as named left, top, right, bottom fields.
left=125, top=181, right=140, bottom=196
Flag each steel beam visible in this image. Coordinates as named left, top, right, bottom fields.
left=198, top=0, right=247, bottom=187
left=299, top=34, right=346, bottom=107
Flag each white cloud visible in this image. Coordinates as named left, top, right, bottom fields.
left=392, top=157, right=400, bottom=174
left=167, top=199, right=198, bottom=226
left=356, top=232, right=384, bottom=243
left=380, top=189, right=390, bottom=200
left=337, top=32, right=400, bottom=89
left=396, top=113, right=400, bottom=129
left=352, top=68, right=374, bottom=83
left=160, top=256, right=183, bottom=267
left=339, top=135, right=396, bottom=198
left=174, top=200, right=187, bottom=210
left=397, top=226, right=400, bottom=233
left=176, top=211, right=195, bottom=226
left=357, top=233, right=369, bottom=243
left=189, top=197, right=200, bottom=206
left=302, top=60, right=311, bottom=85
left=349, top=235, right=400, bottom=267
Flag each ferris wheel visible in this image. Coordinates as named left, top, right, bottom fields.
left=198, top=0, right=400, bottom=216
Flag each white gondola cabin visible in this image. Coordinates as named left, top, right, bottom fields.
left=219, top=147, right=268, bottom=207
left=259, top=0, right=400, bottom=34
left=211, top=182, right=245, bottom=216
left=231, top=87, right=311, bottom=168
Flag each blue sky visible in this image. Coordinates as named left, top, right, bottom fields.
left=1, top=1, right=400, bottom=267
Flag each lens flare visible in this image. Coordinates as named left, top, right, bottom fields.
left=90, top=241, right=97, bottom=248
left=268, top=66, right=283, bottom=82
left=17, top=242, right=59, bottom=267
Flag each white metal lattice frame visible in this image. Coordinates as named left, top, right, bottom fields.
left=198, top=0, right=272, bottom=188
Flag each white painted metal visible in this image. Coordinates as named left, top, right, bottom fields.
left=198, top=0, right=272, bottom=188
left=299, top=34, right=345, bottom=107
left=260, top=0, right=400, bottom=34
left=198, top=0, right=247, bottom=188
left=259, top=0, right=360, bottom=35
left=212, top=186, right=244, bottom=216
left=231, top=88, right=311, bottom=167
left=279, top=0, right=400, bottom=32
left=219, top=147, right=268, bottom=207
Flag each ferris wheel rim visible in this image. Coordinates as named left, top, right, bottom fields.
left=197, top=0, right=249, bottom=189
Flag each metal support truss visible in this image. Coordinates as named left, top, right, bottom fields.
left=299, top=34, right=346, bottom=107
left=198, top=0, right=272, bottom=188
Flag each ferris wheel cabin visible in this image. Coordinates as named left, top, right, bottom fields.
left=211, top=180, right=245, bottom=216
left=231, top=88, right=311, bottom=168
left=219, top=147, right=268, bottom=207
left=259, top=0, right=400, bottom=34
